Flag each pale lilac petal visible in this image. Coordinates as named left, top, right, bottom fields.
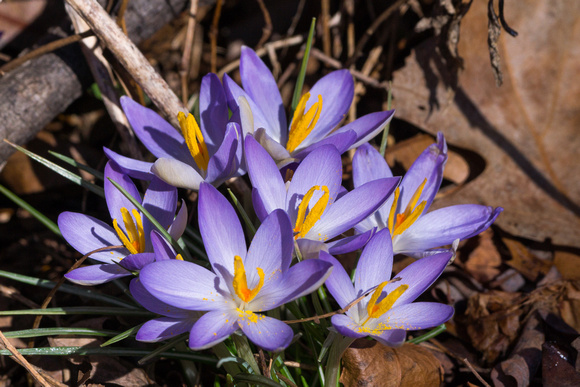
left=286, top=145, right=343, bottom=223
left=354, top=228, right=393, bottom=296
left=188, top=309, right=239, bottom=350
left=120, top=96, right=192, bottom=162
left=139, top=260, right=231, bottom=311
left=352, top=143, right=393, bottom=188
left=319, top=251, right=357, bottom=311
left=245, top=135, right=286, bottom=214
left=151, top=158, right=204, bottom=190
left=399, top=133, right=447, bottom=212
left=295, top=238, right=327, bottom=260
left=239, top=314, right=294, bottom=351
left=336, top=110, right=395, bottom=150
left=149, top=231, right=176, bottom=261
left=395, top=205, right=503, bottom=255
left=142, top=177, right=177, bottom=246
left=65, top=263, right=130, bottom=286
left=252, top=188, right=270, bottom=222
left=376, top=302, right=454, bottom=331
left=254, top=128, right=291, bottom=162
left=372, top=329, right=406, bottom=347
left=298, top=70, right=353, bottom=145
left=137, top=317, right=197, bottom=342
left=327, top=229, right=374, bottom=255
left=103, top=147, right=154, bottom=181
left=291, top=130, right=357, bottom=159
left=251, top=259, right=332, bottom=311
left=245, top=210, right=293, bottom=286
left=58, top=212, right=126, bottom=262
left=130, top=278, right=192, bottom=317
left=307, top=177, right=399, bottom=241
left=199, top=73, right=228, bottom=155
left=198, top=183, right=246, bottom=276
left=240, top=46, right=286, bottom=142
left=120, top=252, right=155, bottom=270
left=104, top=161, right=141, bottom=226
left=168, top=200, right=188, bottom=241
left=330, top=314, right=366, bottom=339
left=205, top=122, right=241, bottom=185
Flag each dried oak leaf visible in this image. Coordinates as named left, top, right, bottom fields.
left=464, top=228, right=502, bottom=283
left=542, top=342, right=580, bottom=387
left=340, top=340, right=442, bottom=387
left=503, top=238, right=552, bottom=282
left=392, top=0, right=580, bottom=247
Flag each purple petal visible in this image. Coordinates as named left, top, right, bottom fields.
left=319, top=251, right=357, bottom=311
left=395, top=205, right=503, bottom=255
left=336, top=110, right=395, bottom=150
left=130, top=278, right=192, bottom=317
left=168, top=200, right=188, bottom=241
left=104, top=147, right=154, bottom=181
left=291, top=130, right=357, bottom=160
left=330, top=314, right=366, bottom=339
left=150, top=231, right=176, bottom=261
left=286, top=145, right=343, bottom=224
left=198, top=183, right=246, bottom=276
left=327, top=229, right=374, bottom=255
left=376, top=302, right=454, bottom=331
left=58, top=212, right=126, bottom=262
left=354, top=228, right=393, bottom=296
left=295, top=239, right=327, bottom=260
left=372, top=329, right=406, bottom=347
left=142, top=177, right=177, bottom=245
left=245, top=135, right=286, bottom=215
left=254, top=128, right=291, bottom=162
left=65, top=263, right=130, bottom=286
left=252, top=188, right=270, bottom=222
left=151, top=157, right=204, bottom=190
left=239, top=314, right=294, bottom=351
left=120, top=96, right=192, bottom=163
left=245, top=210, right=294, bottom=287
left=240, top=46, right=286, bottom=142
left=188, top=309, right=239, bottom=350
left=104, top=161, right=141, bottom=227
left=307, top=177, right=399, bottom=241
left=251, top=259, right=332, bottom=311
left=352, top=143, right=393, bottom=188
left=205, top=122, right=241, bottom=185
left=199, top=73, right=228, bottom=155
left=137, top=316, right=197, bottom=342
left=298, top=70, right=353, bottom=146
left=121, top=252, right=155, bottom=270
left=139, top=260, right=231, bottom=311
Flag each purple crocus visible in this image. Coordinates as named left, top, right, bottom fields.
left=58, top=161, right=186, bottom=285
left=138, top=183, right=333, bottom=351
left=320, top=228, right=454, bottom=346
left=224, top=46, right=395, bottom=163
left=353, top=133, right=503, bottom=257
left=106, top=73, right=242, bottom=190
left=245, top=134, right=399, bottom=258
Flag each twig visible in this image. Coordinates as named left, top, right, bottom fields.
left=255, top=0, right=273, bottom=49
left=64, top=0, right=186, bottom=128
left=283, top=361, right=316, bottom=371
left=463, top=358, right=492, bottom=387
left=116, top=0, right=130, bottom=35
left=180, top=0, right=199, bottom=104
left=210, top=0, right=224, bottom=74
left=0, top=31, right=94, bottom=75
left=346, top=0, right=408, bottom=67
left=321, top=0, right=331, bottom=57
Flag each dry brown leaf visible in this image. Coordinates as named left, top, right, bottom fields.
left=392, top=0, right=580, bottom=247
left=559, top=281, right=580, bottom=333
left=503, top=238, right=552, bottom=281
left=340, top=340, right=442, bottom=387
left=542, top=342, right=580, bottom=387
left=554, top=251, right=580, bottom=280
left=464, top=229, right=502, bottom=283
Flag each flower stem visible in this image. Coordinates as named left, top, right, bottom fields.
left=324, top=334, right=355, bottom=387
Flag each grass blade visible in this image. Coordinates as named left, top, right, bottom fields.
left=3, top=327, right=119, bottom=338
left=0, top=307, right=153, bottom=317
left=101, top=324, right=142, bottom=347
left=48, top=151, right=104, bottom=180
left=407, top=324, right=447, bottom=344
left=290, top=18, right=317, bottom=115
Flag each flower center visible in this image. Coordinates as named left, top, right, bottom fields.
left=286, top=93, right=323, bottom=153
left=178, top=111, right=210, bottom=172
left=232, top=255, right=264, bottom=305
left=112, top=207, right=146, bottom=255
left=388, top=178, right=427, bottom=238
left=362, top=282, right=409, bottom=325
left=293, top=185, right=330, bottom=240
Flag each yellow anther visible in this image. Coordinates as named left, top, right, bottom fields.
left=175, top=254, right=184, bottom=261
left=233, top=255, right=264, bottom=303
left=178, top=111, right=210, bottom=172
left=388, top=187, right=400, bottom=232
left=112, top=207, right=145, bottom=255
left=293, top=185, right=330, bottom=239
left=286, top=93, right=323, bottom=153
left=362, top=283, right=409, bottom=325
left=389, top=178, right=428, bottom=238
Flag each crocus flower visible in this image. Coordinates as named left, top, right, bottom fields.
left=106, top=73, right=242, bottom=190
left=58, top=161, right=186, bottom=285
left=320, top=228, right=454, bottom=346
left=224, top=46, right=395, bottom=163
left=138, top=182, right=333, bottom=351
left=353, top=133, right=503, bottom=257
left=245, top=135, right=399, bottom=258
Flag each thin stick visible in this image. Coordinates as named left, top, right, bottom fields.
left=0, top=31, right=94, bottom=75
left=65, top=0, right=185, bottom=128
left=321, top=0, right=331, bottom=57
left=210, top=0, right=223, bottom=74
left=463, top=357, right=492, bottom=387
left=116, top=0, right=130, bottom=35
left=255, top=0, right=273, bottom=49
left=180, top=0, right=199, bottom=104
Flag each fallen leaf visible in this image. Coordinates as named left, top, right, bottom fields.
left=554, top=251, right=580, bottom=281
left=392, top=0, right=580, bottom=246
left=464, top=229, right=502, bottom=283
left=340, top=340, right=442, bottom=387
left=503, top=238, right=552, bottom=281
left=542, top=342, right=580, bottom=387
